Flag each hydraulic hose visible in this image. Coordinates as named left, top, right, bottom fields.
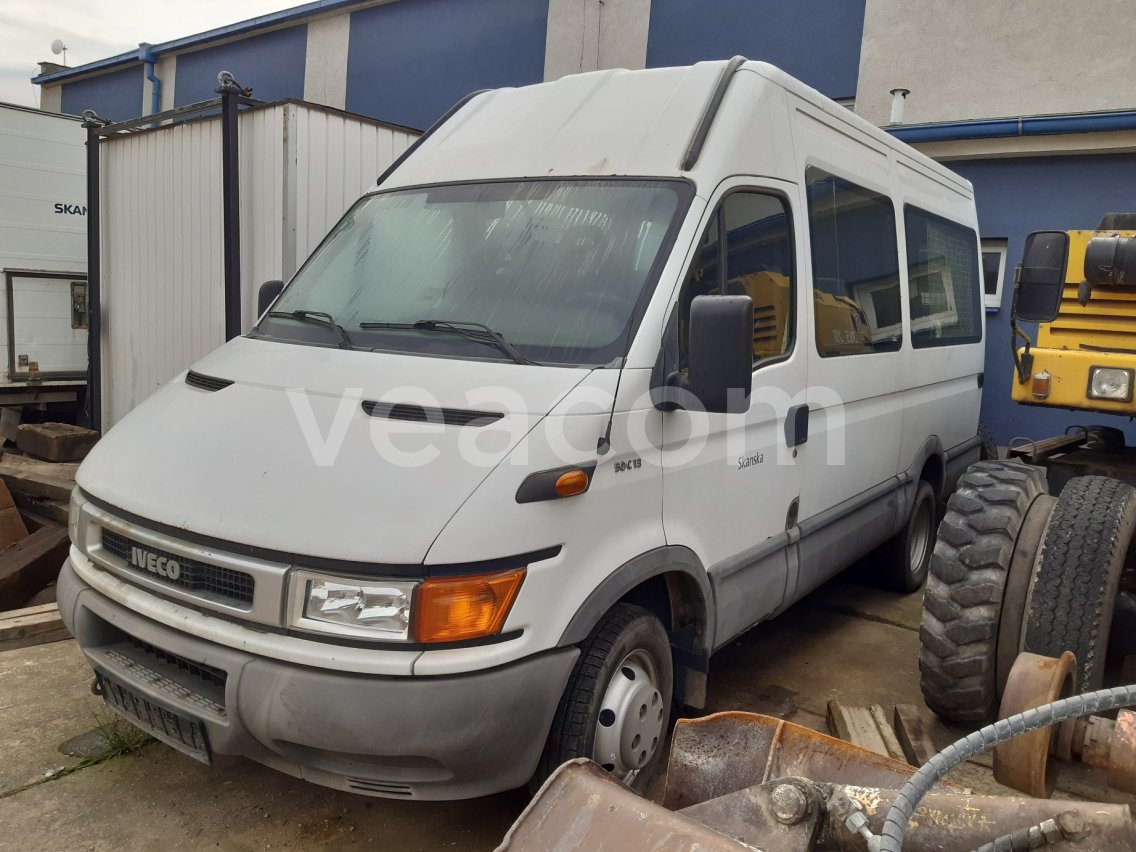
left=850, top=683, right=1136, bottom=852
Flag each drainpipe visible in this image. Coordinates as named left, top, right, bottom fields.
left=888, top=109, right=1136, bottom=143
left=138, top=43, right=160, bottom=115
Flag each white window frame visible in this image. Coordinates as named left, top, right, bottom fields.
left=982, top=239, right=1008, bottom=311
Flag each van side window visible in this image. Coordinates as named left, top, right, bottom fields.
left=805, top=167, right=901, bottom=357
left=904, top=206, right=983, bottom=347
left=679, top=191, right=794, bottom=367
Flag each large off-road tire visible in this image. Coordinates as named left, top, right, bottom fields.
left=532, top=603, right=673, bottom=794
left=1023, top=476, right=1136, bottom=692
left=877, top=480, right=935, bottom=593
left=919, top=460, right=1048, bottom=724
left=978, top=422, right=999, bottom=461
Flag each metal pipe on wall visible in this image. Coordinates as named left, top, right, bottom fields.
left=80, top=111, right=107, bottom=432
left=216, top=72, right=244, bottom=341
left=138, top=43, right=161, bottom=115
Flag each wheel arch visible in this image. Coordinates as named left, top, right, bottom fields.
left=907, top=435, right=947, bottom=501
left=557, top=546, right=714, bottom=707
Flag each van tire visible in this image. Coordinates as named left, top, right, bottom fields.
left=531, top=603, right=673, bottom=795
left=919, top=460, right=1048, bottom=724
left=1023, top=476, right=1136, bottom=692
left=878, top=480, right=935, bottom=593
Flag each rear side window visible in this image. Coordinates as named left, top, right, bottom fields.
left=904, top=206, right=982, bottom=347
left=806, top=167, right=902, bottom=357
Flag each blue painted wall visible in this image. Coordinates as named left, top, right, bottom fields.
left=61, top=66, right=143, bottom=121
left=646, top=0, right=866, bottom=100
left=174, top=26, right=308, bottom=106
left=950, top=154, right=1136, bottom=446
left=345, top=0, right=548, bottom=130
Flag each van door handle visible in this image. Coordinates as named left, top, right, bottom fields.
left=785, top=404, right=809, bottom=447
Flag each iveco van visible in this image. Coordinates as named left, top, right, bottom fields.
left=59, top=60, right=984, bottom=799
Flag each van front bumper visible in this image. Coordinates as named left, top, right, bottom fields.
left=57, top=558, right=578, bottom=800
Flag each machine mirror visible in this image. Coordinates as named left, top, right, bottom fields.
left=686, top=295, right=753, bottom=414
left=257, top=280, right=284, bottom=316
left=1015, top=231, right=1068, bottom=323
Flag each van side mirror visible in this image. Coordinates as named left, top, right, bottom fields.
left=687, top=295, right=753, bottom=414
left=258, top=280, right=284, bottom=316
left=1014, top=231, right=1068, bottom=323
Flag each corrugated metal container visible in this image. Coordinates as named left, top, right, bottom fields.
left=99, top=100, right=418, bottom=427
left=0, top=103, right=88, bottom=393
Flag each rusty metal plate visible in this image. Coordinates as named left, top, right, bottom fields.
left=497, top=759, right=750, bottom=852
left=993, top=651, right=1075, bottom=797
left=663, top=710, right=932, bottom=810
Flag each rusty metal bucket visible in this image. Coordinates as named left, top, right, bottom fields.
left=498, top=711, right=1136, bottom=852
left=662, top=710, right=942, bottom=809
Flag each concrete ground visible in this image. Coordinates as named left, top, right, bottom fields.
left=0, top=579, right=1130, bottom=850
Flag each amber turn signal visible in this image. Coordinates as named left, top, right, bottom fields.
left=413, top=568, right=526, bottom=643
left=554, top=469, right=590, bottom=497
left=1032, top=370, right=1052, bottom=399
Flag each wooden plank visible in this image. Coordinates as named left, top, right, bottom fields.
left=0, top=504, right=28, bottom=549
left=0, top=601, right=69, bottom=652
left=13, top=492, right=69, bottom=526
left=0, top=453, right=80, bottom=479
left=15, top=423, right=99, bottom=462
left=826, top=700, right=908, bottom=762
left=0, top=523, right=70, bottom=610
left=893, top=704, right=940, bottom=767
left=0, top=464, right=74, bottom=502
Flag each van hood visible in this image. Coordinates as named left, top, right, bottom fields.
left=78, top=337, right=591, bottom=564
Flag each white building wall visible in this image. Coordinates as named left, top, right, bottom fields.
left=100, top=101, right=417, bottom=427
left=544, top=0, right=652, bottom=81
left=303, top=14, right=351, bottom=110
left=857, top=0, right=1136, bottom=126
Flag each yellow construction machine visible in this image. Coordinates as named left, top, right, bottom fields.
left=919, top=214, right=1136, bottom=731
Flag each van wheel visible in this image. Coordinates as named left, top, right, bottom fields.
left=919, top=461, right=1049, bottom=724
left=1023, top=476, right=1136, bottom=692
left=878, top=480, right=936, bottom=593
left=532, top=603, right=673, bottom=794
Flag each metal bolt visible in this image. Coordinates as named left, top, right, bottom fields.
left=770, top=783, right=809, bottom=826
left=1056, top=810, right=1089, bottom=842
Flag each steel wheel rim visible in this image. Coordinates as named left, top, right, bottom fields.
left=592, top=649, right=665, bottom=783
left=909, top=499, right=932, bottom=575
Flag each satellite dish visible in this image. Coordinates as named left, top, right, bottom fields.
left=51, top=39, right=66, bottom=56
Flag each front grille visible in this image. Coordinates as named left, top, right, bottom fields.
left=126, top=634, right=228, bottom=691
left=347, top=778, right=414, bottom=797
left=100, top=529, right=255, bottom=608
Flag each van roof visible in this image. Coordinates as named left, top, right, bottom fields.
left=382, top=60, right=972, bottom=196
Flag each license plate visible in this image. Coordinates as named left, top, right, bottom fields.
left=96, top=671, right=212, bottom=764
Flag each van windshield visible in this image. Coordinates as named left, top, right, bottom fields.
left=256, top=179, right=690, bottom=366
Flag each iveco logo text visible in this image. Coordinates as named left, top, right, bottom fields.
left=53, top=203, right=87, bottom=216
left=129, top=547, right=182, bottom=580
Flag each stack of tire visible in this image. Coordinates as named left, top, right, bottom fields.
left=920, top=460, right=1136, bottom=723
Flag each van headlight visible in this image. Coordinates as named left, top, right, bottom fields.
left=288, top=567, right=526, bottom=642
left=291, top=571, right=416, bottom=640
left=1089, top=367, right=1133, bottom=401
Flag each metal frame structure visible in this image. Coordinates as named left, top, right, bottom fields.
left=80, top=77, right=261, bottom=431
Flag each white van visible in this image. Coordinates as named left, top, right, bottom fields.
left=58, top=60, right=984, bottom=799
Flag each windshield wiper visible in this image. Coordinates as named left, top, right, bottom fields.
left=360, top=319, right=538, bottom=366
left=266, top=310, right=356, bottom=350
